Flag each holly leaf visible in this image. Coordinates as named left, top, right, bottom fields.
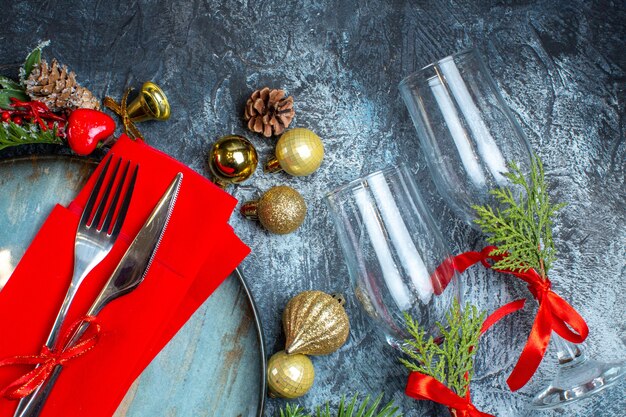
left=0, top=89, right=29, bottom=109
left=20, top=41, right=49, bottom=82
left=22, top=48, right=42, bottom=80
left=0, top=75, right=23, bottom=90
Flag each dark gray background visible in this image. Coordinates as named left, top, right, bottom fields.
left=1, top=1, right=624, bottom=416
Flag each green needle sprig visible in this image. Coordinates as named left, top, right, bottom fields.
left=472, top=156, right=566, bottom=279
left=399, top=300, right=485, bottom=397
left=0, top=121, right=63, bottom=151
left=276, top=394, right=402, bottom=417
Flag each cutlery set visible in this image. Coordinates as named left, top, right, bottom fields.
left=13, top=154, right=182, bottom=417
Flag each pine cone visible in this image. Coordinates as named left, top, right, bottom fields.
left=25, top=59, right=100, bottom=112
left=244, top=87, right=294, bottom=137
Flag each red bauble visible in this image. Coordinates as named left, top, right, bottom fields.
left=66, top=109, right=115, bottom=155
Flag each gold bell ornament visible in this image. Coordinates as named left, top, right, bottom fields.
left=283, top=290, right=350, bottom=356
left=267, top=350, right=315, bottom=399
left=208, top=135, right=259, bottom=188
left=104, top=81, right=170, bottom=140
left=240, top=185, right=306, bottom=234
left=264, top=128, right=324, bottom=176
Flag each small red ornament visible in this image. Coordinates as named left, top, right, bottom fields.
left=66, top=109, right=116, bottom=155
left=13, top=116, right=23, bottom=125
left=1, top=112, right=10, bottom=122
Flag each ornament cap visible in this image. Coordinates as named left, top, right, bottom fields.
left=210, top=176, right=228, bottom=190
left=331, top=293, right=346, bottom=306
left=240, top=200, right=259, bottom=219
left=264, top=156, right=282, bottom=173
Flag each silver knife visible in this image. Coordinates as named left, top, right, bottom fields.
left=16, top=172, right=183, bottom=417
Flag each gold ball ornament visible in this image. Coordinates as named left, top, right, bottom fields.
left=283, top=290, right=350, bottom=356
left=240, top=185, right=306, bottom=234
left=208, top=135, right=258, bottom=188
left=267, top=350, right=315, bottom=399
left=264, top=128, right=324, bottom=176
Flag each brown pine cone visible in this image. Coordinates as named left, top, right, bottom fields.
left=25, top=59, right=100, bottom=112
left=244, top=87, right=295, bottom=137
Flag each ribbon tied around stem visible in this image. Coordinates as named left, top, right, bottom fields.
left=405, top=372, right=494, bottom=417
left=0, top=316, right=100, bottom=400
left=405, top=290, right=524, bottom=416
left=432, top=245, right=589, bottom=391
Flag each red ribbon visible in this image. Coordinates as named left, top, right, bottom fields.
left=405, top=293, right=523, bottom=416
left=434, top=246, right=589, bottom=391
left=406, top=372, right=495, bottom=417
left=0, top=316, right=100, bottom=400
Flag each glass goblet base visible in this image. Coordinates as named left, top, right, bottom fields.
left=531, top=349, right=626, bottom=409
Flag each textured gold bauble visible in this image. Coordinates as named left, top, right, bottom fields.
left=264, top=128, right=324, bottom=176
left=208, top=135, right=258, bottom=188
left=240, top=185, right=306, bottom=234
left=283, top=290, right=350, bottom=356
left=267, top=350, right=315, bottom=399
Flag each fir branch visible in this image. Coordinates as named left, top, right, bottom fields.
left=400, top=300, right=486, bottom=397
left=280, top=403, right=310, bottom=417
left=276, top=394, right=401, bottom=417
left=0, top=121, right=64, bottom=151
left=472, top=157, right=566, bottom=278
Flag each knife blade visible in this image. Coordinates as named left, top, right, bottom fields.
left=16, top=172, right=183, bottom=417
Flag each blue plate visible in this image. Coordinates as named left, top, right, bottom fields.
left=0, top=156, right=266, bottom=417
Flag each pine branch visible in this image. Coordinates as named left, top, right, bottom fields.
left=276, top=394, right=402, bottom=417
left=473, top=157, right=566, bottom=278
left=400, top=300, right=486, bottom=397
left=280, top=403, right=310, bottom=417
left=0, top=121, right=64, bottom=151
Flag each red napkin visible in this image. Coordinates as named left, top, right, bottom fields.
left=0, top=135, right=250, bottom=417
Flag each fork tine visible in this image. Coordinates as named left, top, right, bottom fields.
left=109, top=164, right=138, bottom=238
left=90, top=157, right=122, bottom=230
left=80, top=155, right=113, bottom=227
left=101, top=160, right=130, bottom=234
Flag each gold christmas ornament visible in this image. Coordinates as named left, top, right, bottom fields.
left=283, top=290, right=350, bottom=356
left=267, top=350, right=315, bottom=399
left=208, top=135, right=258, bottom=188
left=103, top=81, right=170, bottom=140
left=126, top=81, right=171, bottom=122
left=240, top=185, right=306, bottom=234
left=264, top=128, right=324, bottom=176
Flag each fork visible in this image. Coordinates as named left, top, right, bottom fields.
left=14, top=154, right=138, bottom=416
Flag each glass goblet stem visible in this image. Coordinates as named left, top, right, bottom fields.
left=552, top=333, right=583, bottom=365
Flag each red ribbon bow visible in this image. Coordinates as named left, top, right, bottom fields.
left=434, top=246, right=589, bottom=391
left=0, top=316, right=100, bottom=400
left=405, top=293, right=523, bottom=416
left=405, top=373, right=494, bottom=417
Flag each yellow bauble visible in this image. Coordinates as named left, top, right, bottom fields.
left=267, top=351, right=315, bottom=398
left=240, top=186, right=307, bottom=234
left=208, top=135, right=258, bottom=187
left=264, top=128, right=324, bottom=176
